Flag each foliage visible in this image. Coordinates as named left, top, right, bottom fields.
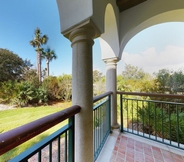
left=117, top=75, right=125, bottom=91
left=137, top=104, right=184, bottom=144
left=30, top=27, right=48, bottom=82
left=93, top=70, right=105, bottom=96
left=93, top=70, right=103, bottom=83
left=154, top=68, right=184, bottom=94
left=0, top=80, right=18, bottom=103
left=0, top=48, right=32, bottom=82
left=22, top=68, right=40, bottom=87
left=122, top=64, right=146, bottom=80
left=58, top=74, right=72, bottom=101
left=9, top=81, right=48, bottom=107
left=36, top=86, right=48, bottom=104
left=41, top=47, right=57, bottom=77
left=11, top=81, right=37, bottom=107
left=137, top=103, right=168, bottom=135
left=118, top=65, right=156, bottom=92
left=42, top=76, right=62, bottom=100
left=154, top=69, right=171, bottom=93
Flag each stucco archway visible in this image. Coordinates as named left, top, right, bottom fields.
left=119, top=9, right=184, bottom=58
left=99, top=3, right=120, bottom=61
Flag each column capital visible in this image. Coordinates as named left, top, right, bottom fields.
left=69, top=26, right=97, bottom=46
left=103, top=57, right=119, bottom=65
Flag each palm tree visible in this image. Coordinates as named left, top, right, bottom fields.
left=30, top=27, right=48, bottom=82
left=42, top=47, right=57, bottom=76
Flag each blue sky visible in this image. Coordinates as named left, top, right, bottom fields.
left=121, top=22, right=184, bottom=74
left=1, top=1, right=184, bottom=76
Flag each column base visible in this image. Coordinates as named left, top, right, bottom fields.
left=111, top=123, right=120, bottom=129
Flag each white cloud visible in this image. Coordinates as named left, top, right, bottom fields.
left=118, top=45, right=184, bottom=74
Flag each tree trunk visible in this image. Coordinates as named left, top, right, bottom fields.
left=37, top=51, right=41, bottom=82
left=46, top=60, right=49, bottom=76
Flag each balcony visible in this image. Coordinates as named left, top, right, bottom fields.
left=0, top=91, right=184, bottom=161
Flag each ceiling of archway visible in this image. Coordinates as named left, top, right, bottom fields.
left=116, top=0, right=147, bottom=12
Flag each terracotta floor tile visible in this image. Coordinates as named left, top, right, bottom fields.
left=135, top=147, right=144, bottom=153
left=126, top=156, right=134, bottom=162
left=116, top=156, right=125, bottom=162
left=152, top=146, right=161, bottom=152
left=145, top=154, right=154, bottom=161
left=143, top=143, right=152, bottom=149
left=144, top=148, right=152, bottom=155
left=126, top=151, right=134, bottom=158
left=163, top=157, right=175, bottom=162
left=173, top=157, right=184, bottom=162
left=110, top=134, right=184, bottom=162
left=117, top=152, right=125, bottom=159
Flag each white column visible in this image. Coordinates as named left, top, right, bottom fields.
left=69, top=27, right=96, bottom=162
left=104, top=58, right=119, bottom=129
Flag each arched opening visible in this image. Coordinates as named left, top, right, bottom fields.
left=120, top=9, right=184, bottom=56
left=99, top=3, right=119, bottom=60
left=118, top=22, right=184, bottom=75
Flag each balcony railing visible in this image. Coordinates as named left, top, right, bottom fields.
left=0, top=92, right=113, bottom=161
left=0, top=105, right=81, bottom=162
left=93, top=91, right=112, bottom=161
left=117, top=91, right=184, bottom=150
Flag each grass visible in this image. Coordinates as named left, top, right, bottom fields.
left=0, top=102, right=72, bottom=162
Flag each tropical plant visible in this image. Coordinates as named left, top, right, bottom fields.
left=30, top=27, right=48, bottom=82
left=41, top=47, right=57, bottom=76
left=11, top=81, right=49, bottom=107
left=137, top=104, right=168, bottom=136
left=36, top=86, right=48, bottom=104
left=137, top=104, right=184, bottom=144
left=12, top=81, right=36, bottom=107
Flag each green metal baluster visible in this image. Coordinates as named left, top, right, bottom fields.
left=93, top=109, right=95, bottom=158
left=132, top=99, right=133, bottom=133
left=100, top=105, right=102, bottom=148
left=38, top=150, right=41, bottom=162
left=127, top=99, right=129, bottom=132
left=148, top=101, right=150, bottom=138
left=58, top=137, right=61, bottom=162
left=176, top=105, right=180, bottom=147
left=49, top=143, right=52, bottom=162
left=142, top=101, right=144, bottom=137
left=168, top=104, right=171, bottom=145
left=68, top=117, right=74, bottom=162
left=95, top=109, right=97, bottom=157
left=109, top=95, right=111, bottom=133
left=154, top=102, right=157, bottom=140
left=120, top=94, right=123, bottom=132
left=137, top=100, right=138, bottom=135
left=161, top=103, right=164, bottom=142
left=65, top=131, right=67, bottom=162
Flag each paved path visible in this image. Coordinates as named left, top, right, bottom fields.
left=0, top=104, right=15, bottom=111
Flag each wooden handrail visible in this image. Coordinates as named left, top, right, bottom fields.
left=0, top=105, right=81, bottom=155
left=93, top=91, right=113, bottom=103
left=117, top=91, right=184, bottom=99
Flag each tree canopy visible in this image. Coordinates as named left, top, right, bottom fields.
left=0, top=48, right=32, bottom=82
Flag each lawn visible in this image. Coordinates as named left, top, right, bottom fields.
left=0, top=102, right=72, bottom=161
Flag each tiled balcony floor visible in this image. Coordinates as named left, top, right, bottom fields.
left=96, top=130, right=184, bottom=162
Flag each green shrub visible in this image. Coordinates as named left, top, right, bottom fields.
left=42, top=76, right=62, bottom=100
left=137, top=104, right=184, bottom=144
left=0, top=80, right=18, bottom=103
left=11, top=81, right=48, bottom=107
